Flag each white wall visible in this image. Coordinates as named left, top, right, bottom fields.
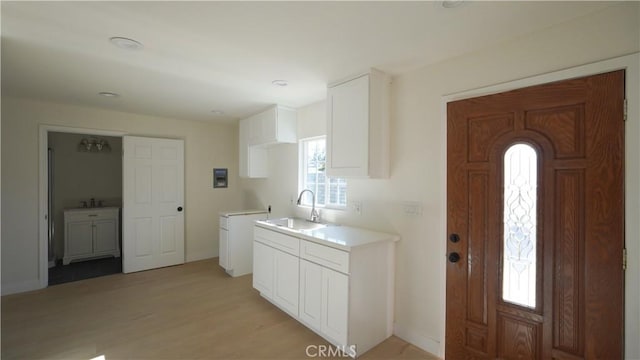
left=240, top=3, right=640, bottom=358
left=1, top=98, right=244, bottom=293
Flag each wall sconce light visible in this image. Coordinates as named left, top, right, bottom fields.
left=78, top=136, right=111, bottom=153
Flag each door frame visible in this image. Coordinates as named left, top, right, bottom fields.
left=38, top=125, right=126, bottom=288
left=440, top=52, right=639, bottom=357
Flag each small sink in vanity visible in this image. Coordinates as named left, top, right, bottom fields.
left=252, top=218, right=399, bottom=357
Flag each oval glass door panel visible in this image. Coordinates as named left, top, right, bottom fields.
left=502, top=144, right=537, bottom=308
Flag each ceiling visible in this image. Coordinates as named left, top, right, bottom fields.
left=1, top=1, right=613, bottom=123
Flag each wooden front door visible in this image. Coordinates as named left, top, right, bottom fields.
left=446, top=71, right=625, bottom=359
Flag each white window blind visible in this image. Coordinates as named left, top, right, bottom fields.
left=299, top=137, right=347, bottom=208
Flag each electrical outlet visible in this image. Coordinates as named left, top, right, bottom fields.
left=351, top=200, right=362, bottom=215
left=403, top=201, right=423, bottom=216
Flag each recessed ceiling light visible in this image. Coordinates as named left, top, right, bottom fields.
left=271, top=80, right=288, bottom=87
left=109, top=37, right=144, bottom=51
left=441, top=0, right=465, bottom=8
left=211, top=110, right=225, bottom=116
left=98, top=92, right=120, bottom=98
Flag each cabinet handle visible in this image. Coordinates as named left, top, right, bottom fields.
left=88, top=214, right=98, bottom=217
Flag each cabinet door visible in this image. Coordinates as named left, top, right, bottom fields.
left=253, top=241, right=274, bottom=298
left=239, top=119, right=267, bottom=178
left=248, top=107, right=277, bottom=145
left=258, top=107, right=277, bottom=144
left=247, top=147, right=268, bottom=178
left=239, top=119, right=249, bottom=178
left=273, top=249, right=299, bottom=316
left=299, top=259, right=323, bottom=331
left=94, top=219, right=117, bottom=253
left=327, top=74, right=369, bottom=177
left=67, top=220, right=94, bottom=257
left=219, top=228, right=229, bottom=270
left=321, top=267, right=349, bottom=345
left=249, top=112, right=267, bottom=144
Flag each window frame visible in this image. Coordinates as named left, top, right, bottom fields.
left=298, top=136, right=347, bottom=210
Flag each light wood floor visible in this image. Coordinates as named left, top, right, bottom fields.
left=2, top=259, right=438, bottom=360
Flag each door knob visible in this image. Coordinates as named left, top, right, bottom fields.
left=448, top=252, right=461, bottom=263
left=449, top=233, right=460, bottom=243
left=177, top=206, right=183, bottom=212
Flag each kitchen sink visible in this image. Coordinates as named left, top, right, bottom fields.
left=262, top=217, right=328, bottom=231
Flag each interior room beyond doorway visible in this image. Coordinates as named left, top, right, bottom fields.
left=47, top=132, right=123, bottom=285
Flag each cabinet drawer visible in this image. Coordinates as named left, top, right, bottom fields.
left=65, top=209, right=118, bottom=222
left=219, top=216, right=228, bottom=230
left=254, top=226, right=299, bottom=256
left=300, top=240, right=349, bottom=274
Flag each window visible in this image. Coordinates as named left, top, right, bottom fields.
left=299, top=137, right=347, bottom=208
left=502, top=143, right=538, bottom=308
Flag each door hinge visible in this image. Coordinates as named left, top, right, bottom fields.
left=623, top=248, right=627, bottom=271
left=623, top=98, right=628, bottom=121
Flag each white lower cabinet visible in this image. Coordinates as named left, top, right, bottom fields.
left=219, top=226, right=229, bottom=269
left=321, top=266, right=349, bottom=345
left=299, top=259, right=323, bottom=330
left=299, top=259, right=348, bottom=345
left=219, top=212, right=267, bottom=277
left=252, top=230, right=299, bottom=317
left=252, top=241, right=274, bottom=298
left=273, top=250, right=299, bottom=315
left=253, top=225, right=396, bottom=358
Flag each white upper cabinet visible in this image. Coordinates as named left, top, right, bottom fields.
left=239, top=105, right=297, bottom=178
left=326, top=69, right=390, bottom=178
left=239, top=119, right=268, bottom=178
left=247, top=105, right=297, bottom=146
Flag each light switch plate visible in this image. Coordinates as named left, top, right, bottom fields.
left=351, top=200, right=362, bottom=215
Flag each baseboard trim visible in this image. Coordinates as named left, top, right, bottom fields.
left=186, top=253, right=215, bottom=263
left=1, top=279, right=43, bottom=296
left=393, top=324, right=443, bottom=359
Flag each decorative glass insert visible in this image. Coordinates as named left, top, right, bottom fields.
left=502, top=144, right=538, bottom=308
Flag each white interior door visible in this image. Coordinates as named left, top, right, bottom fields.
left=123, top=136, right=185, bottom=273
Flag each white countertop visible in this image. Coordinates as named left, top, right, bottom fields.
left=255, top=220, right=399, bottom=251
left=64, top=206, right=120, bottom=212
left=220, top=209, right=268, bottom=217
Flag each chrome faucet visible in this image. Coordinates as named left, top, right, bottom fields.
left=296, top=189, right=320, bottom=223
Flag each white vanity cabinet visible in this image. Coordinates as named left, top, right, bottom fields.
left=253, top=223, right=397, bottom=357
left=326, top=69, right=390, bottom=179
left=63, top=207, right=120, bottom=265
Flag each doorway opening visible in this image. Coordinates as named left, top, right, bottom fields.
left=44, top=129, right=124, bottom=286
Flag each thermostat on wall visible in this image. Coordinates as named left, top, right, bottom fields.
left=213, top=168, right=228, bottom=188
